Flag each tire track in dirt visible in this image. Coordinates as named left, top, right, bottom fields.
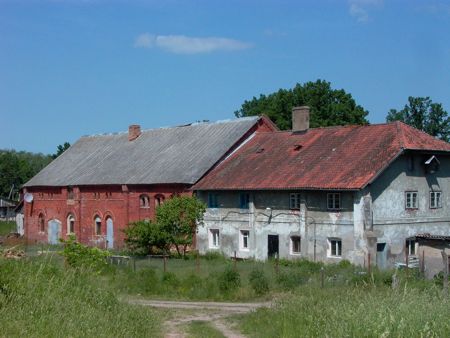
left=126, top=299, right=271, bottom=338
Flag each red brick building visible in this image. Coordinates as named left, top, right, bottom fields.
left=22, top=117, right=276, bottom=248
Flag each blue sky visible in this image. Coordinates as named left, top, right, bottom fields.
left=1, top=0, right=449, bottom=154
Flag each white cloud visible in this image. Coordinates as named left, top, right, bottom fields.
left=348, top=0, right=383, bottom=23
left=133, top=33, right=252, bottom=54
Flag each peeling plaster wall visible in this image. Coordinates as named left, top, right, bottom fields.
left=196, top=154, right=450, bottom=267
left=197, top=190, right=359, bottom=262
left=370, top=154, right=450, bottom=266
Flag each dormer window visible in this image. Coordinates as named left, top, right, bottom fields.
left=424, top=155, right=440, bottom=174
left=67, top=187, right=74, bottom=200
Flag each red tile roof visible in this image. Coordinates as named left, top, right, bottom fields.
left=194, top=122, right=450, bottom=191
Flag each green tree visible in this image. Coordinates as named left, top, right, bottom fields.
left=235, top=79, right=369, bottom=129
left=156, top=195, right=206, bottom=256
left=386, top=97, right=449, bottom=141
left=52, top=142, right=71, bottom=159
left=124, top=220, right=170, bottom=255
left=124, top=196, right=206, bottom=256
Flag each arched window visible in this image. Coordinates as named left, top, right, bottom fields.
left=67, top=214, right=75, bottom=234
left=140, top=194, right=150, bottom=208
left=94, top=215, right=102, bottom=235
left=155, top=194, right=165, bottom=208
left=38, top=213, right=45, bottom=233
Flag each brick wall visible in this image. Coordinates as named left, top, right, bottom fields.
left=23, top=184, right=191, bottom=248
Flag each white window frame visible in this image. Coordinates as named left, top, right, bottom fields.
left=290, top=193, right=301, bottom=210
left=328, top=238, right=342, bottom=258
left=67, top=214, right=75, bottom=235
left=405, top=191, right=418, bottom=209
left=430, top=191, right=442, bottom=209
left=240, top=230, right=250, bottom=251
left=406, top=239, right=416, bottom=256
left=327, top=193, right=341, bottom=210
left=209, top=229, right=220, bottom=249
left=290, top=235, right=301, bottom=255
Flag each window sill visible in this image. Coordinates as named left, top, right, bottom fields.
left=327, top=255, right=342, bottom=259
left=240, top=248, right=250, bottom=252
left=291, top=252, right=301, bottom=256
left=209, top=246, right=220, bottom=250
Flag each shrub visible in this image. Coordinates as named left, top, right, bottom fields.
left=218, top=266, right=241, bottom=293
left=162, top=272, right=180, bottom=288
left=60, top=235, right=110, bottom=271
left=249, top=269, right=270, bottom=295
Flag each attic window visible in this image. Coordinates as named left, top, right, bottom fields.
left=424, top=155, right=440, bottom=174
left=293, top=144, right=302, bottom=151
left=256, top=148, right=264, bottom=153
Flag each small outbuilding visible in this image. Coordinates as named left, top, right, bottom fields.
left=416, top=233, right=450, bottom=279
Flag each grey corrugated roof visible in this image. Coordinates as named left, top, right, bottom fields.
left=24, top=117, right=260, bottom=187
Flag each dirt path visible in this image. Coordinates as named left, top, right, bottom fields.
left=127, top=298, right=271, bottom=338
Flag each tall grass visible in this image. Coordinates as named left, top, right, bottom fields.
left=0, top=256, right=161, bottom=337
left=0, top=220, right=15, bottom=236
left=239, top=284, right=450, bottom=337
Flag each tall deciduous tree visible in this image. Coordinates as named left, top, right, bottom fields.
left=235, top=80, right=369, bottom=129
left=386, top=97, right=449, bottom=141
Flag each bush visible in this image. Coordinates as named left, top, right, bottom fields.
left=162, top=271, right=180, bottom=288
left=249, top=269, right=270, bottom=295
left=218, top=266, right=241, bottom=293
left=60, top=235, right=110, bottom=271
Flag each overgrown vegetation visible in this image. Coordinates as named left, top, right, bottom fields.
left=0, top=256, right=161, bottom=337
left=60, top=235, right=110, bottom=271
left=124, top=195, right=206, bottom=256
left=239, top=285, right=450, bottom=337
left=1, top=242, right=449, bottom=336
left=0, top=221, right=15, bottom=236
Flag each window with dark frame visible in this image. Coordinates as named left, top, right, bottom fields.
left=208, top=193, right=219, bottom=208
left=38, top=214, right=45, bottom=233
left=327, top=193, right=341, bottom=210
left=405, top=191, right=418, bottom=209
left=155, top=194, right=165, bottom=207
left=291, top=236, right=301, bottom=254
left=290, top=193, right=301, bottom=210
left=430, top=191, right=442, bottom=209
left=239, top=193, right=250, bottom=209
left=67, top=187, right=74, bottom=200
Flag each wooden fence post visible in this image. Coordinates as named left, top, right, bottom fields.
left=163, top=255, right=167, bottom=273
left=320, top=267, right=325, bottom=288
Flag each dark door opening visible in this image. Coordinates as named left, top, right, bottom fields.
left=376, top=243, right=387, bottom=269
left=268, top=235, right=279, bottom=258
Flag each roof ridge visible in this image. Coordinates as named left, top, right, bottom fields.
left=81, top=116, right=259, bottom=138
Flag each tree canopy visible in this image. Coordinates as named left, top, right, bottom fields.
left=0, top=150, right=52, bottom=199
left=124, top=195, right=206, bottom=256
left=386, top=97, right=449, bottom=141
left=52, top=142, right=71, bottom=159
left=235, top=79, right=369, bottom=130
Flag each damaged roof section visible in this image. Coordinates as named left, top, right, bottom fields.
left=24, top=116, right=274, bottom=187
left=193, top=121, right=450, bottom=191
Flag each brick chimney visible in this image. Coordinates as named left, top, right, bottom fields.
left=292, top=106, right=310, bottom=132
left=128, top=124, right=141, bottom=141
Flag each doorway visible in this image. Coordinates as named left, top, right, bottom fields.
left=268, top=235, right=279, bottom=258
left=376, top=242, right=388, bottom=269
left=106, top=217, right=114, bottom=249
left=48, top=219, right=61, bottom=245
